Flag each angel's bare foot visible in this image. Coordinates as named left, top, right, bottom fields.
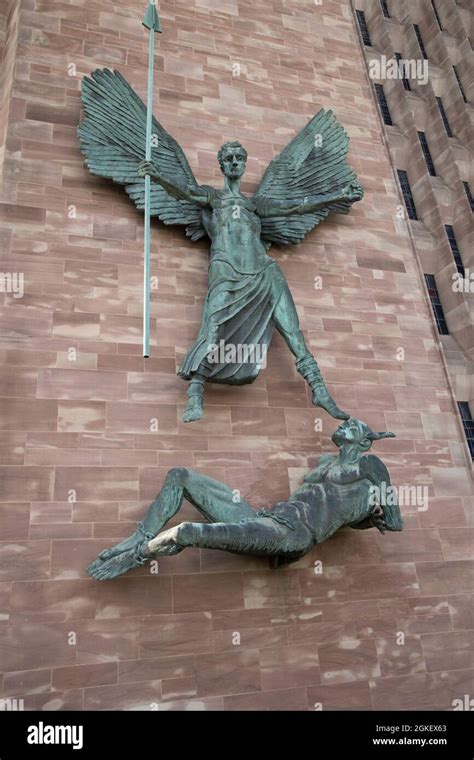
left=296, top=355, right=349, bottom=421
left=98, top=522, right=154, bottom=561
left=182, top=395, right=203, bottom=423
left=312, top=385, right=349, bottom=421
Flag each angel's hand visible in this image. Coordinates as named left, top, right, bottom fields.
left=342, top=182, right=364, bottom=203
left=137, top=160, right=158, bottom=178
left=137, top=163, right=192, bottom=203
left=370, top=505, right=386, bottom=534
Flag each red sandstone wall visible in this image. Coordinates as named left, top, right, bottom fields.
left=0, top=0, right=472, bottom=711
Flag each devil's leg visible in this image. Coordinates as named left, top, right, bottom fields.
left=146, top=517, right=303, bottom=558
left=89, top=517, right=297, bottom=581
left=88, top=467, right=256, bottom=578
left=101, top=466, right=254, bottom=559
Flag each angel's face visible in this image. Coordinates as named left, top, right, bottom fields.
left=220, top=148, right=247, bottom=179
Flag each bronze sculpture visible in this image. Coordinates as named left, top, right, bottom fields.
left=78, top=69, right=363, bottom=422
left=88, top=418, right=402, bottom=581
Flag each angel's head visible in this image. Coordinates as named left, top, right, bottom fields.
left=217, top=141, right=248, bottom=179
left=332, top=418, right=395, bottom=452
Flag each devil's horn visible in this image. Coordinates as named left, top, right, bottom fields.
left=367, top=431, right=396, bottom=440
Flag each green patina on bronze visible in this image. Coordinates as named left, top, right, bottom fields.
left=77, top=69, right=363, bottom=422
left=88, top=418, right=402, bottom=580
left=142, top=2, right=162, bottom=33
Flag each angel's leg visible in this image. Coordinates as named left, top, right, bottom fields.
left=182, top=362, right=211, bottom=423
left=272, top=281, right=348, bottom=420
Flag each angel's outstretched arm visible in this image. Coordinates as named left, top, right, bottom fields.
left=138, top=160, right=210, bottom=207
left=257, top=182, right=363, bottom=218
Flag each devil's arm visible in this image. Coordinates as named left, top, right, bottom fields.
left=351, top=455, right=403, bottom=532
left=302, top=454, right=336, bottom=484
left=372, top=458, right=403, bottom=531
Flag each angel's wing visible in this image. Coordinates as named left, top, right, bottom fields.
left=254, top=109, right=358, bottom=246
left=77, top=68, right=207, bottom=241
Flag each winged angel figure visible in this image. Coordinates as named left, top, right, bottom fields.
left=78, top=70, right=363, bottom=423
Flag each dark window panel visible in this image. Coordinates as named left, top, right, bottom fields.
left=395, top=52, right=411, bottom=91
left=445, top=225, right=465, bottom=277
left=436, top=97, right=453, bottom=138
left=356, top=10, right=372, bottom=46
left=458, top=402, right=474, bottom=459
left=453, top=66, right=467, bottom=103
left=418, top=131, right=436, bottom=176
left=397, top=169, right=418, bottom=220
left=380, top=0, right=390, bottom=18
left=413, top=24, right=428, bottom=59
left=424, top=274, right=449, bottom=335
left=374, top=83, right=393, bottom=125
left=463, top=182, right=474, bottom=212
left=432, top=0, right=443, bottom=31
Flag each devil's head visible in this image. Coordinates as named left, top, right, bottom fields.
left=331, top=418, right=395, bottom=452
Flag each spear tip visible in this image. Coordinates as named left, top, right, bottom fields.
left=143, top=2, right=162, bottom=33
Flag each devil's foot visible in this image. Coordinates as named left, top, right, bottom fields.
left=312, top=386, right=349, bottom=420
left=182, top=396, right=203, bottom=423
left=97, top=532, right=140, bottom=562
left=98, top=522, right=153, bottom=561
left=88, top=540, right=150, bottom=581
